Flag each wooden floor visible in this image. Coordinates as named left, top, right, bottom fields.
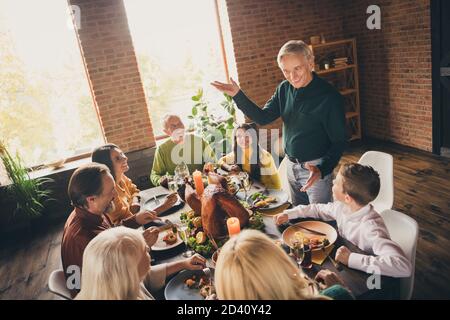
left=0, top=222, right=64, bottom=300
left=1, top=140, right=449, bottom=299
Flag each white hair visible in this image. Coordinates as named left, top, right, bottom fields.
left=75, top=227, right=148, bottom=300
left=277, top=40, right=314, bottom=65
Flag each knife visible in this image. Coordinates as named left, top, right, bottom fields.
left=296, top=225, right=327, bottom=236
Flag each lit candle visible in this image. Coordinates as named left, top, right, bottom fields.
left=227, top=217, right=241, bottom=237
left=193, top=170, right=204, bottom=196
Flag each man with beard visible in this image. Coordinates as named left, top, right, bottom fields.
left=61, top=163, right=206, bottom=297
left=61, top=163, right=148, bottom=279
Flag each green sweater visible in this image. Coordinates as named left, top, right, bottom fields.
left=233, top=72, right=347, bottom=177
left=150, top=134, right=216, bottom=186
left=321, top=284, right=355, bottom=300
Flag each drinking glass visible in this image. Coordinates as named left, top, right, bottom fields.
left=203, top=162, right=216, bottom=175
left=179, top=219, right=194, bottom=258
left=300, top=239, right=312, bottom=269
left=290, top=240, right=305, bottom=267
left=168, top=177, right=179, bottom=193
left=175, top=162, right=190, bottom=180
left=238, top=171, right=251, bottom=199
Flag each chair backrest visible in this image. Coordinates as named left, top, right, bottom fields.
left=278, top=157, right=291, bottom=202
left=48, top=269, right=72, bottom=300
left=358, top=151, right=394, bottom=212
left=380, top=209, right=419, bottom=300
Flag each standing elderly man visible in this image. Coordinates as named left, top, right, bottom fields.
left=150, top=114, right=216, bottom=187
left=212, top=40, right=347, bottom=205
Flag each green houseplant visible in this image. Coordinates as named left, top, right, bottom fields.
left=187, top=89, right=237, bottom=157
left=0, top=141, right=53, bottom=227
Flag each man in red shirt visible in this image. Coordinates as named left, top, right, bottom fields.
left=61, top=163, right=205, bottom=297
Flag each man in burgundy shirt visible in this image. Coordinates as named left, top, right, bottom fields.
left=61, top=163, right=159, bottom=276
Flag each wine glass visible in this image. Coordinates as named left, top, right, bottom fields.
left=175, top=162, right=190, bottom=180
left=179, top=219, right=194, bottom=258
left=290, top=240, right=305, bottom=268
left=203, top=162, right=216, bottom=175
left=238, top=171, right=251, bottom=199
left=168, top=177, right=179, bottom=194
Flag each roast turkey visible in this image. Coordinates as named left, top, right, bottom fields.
left=184, top=173, right=249, bottom=238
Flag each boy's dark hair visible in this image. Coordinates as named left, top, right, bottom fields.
left=68, top=163, right=110, bottom=209
left=339, top=163, right=380, bottom=206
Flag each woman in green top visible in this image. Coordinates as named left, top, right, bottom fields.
left=212, top=40, right=347, bottom=206
left=218, top=123, right=281, bottom=189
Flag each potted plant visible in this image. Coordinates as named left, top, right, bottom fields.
left=187, top=89, right=237, bottom=157
left=0, top=141, right=53, bottom=238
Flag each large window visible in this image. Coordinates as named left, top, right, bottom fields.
left=0, top=0, right=104, bottom=168
left=123, top=0, right=240, bottom=137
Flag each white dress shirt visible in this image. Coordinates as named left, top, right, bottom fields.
left=285, top=202, right=412, bottom=278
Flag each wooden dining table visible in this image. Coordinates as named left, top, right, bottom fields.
left=140, top=184, right=401, bottom=300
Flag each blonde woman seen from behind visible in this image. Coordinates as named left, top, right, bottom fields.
left=215, top=230, right=353, bottom=300
left=215, top=230, right=325, bottom=300
left=76, top=226, right=206, bottom=300
left=76, top=226, right=151, bottom=300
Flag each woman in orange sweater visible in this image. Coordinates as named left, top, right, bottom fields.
left=92, top=144, right=177, bottom=226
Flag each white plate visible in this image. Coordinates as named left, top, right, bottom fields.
left=151, top=229, right=183, bottom=251
left=165, top=269, right=215, bottom=300
left=246, top=189, right=289, bottom=211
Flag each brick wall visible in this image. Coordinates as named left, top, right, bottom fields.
left=225, top=0, right=345, bottom=154
left=342, top=0, right=432, bottom=151
left=226, top=0, right=432, bottom=152
left=69, top=0, right=155, bottom=153
left=68, top=0, right=432, bottom=154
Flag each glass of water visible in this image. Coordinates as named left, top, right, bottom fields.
left=290, top=240, right=305, bottom=268
left=238, top=171, right=251, bottom=199
left=168, top=178, right=178, bottom=193
left=179, top=219, right=194, bottom=258
left=175, top=162, right=190, bottom=180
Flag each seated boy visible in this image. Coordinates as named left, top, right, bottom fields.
left=274, top=163, right=412, bottom=278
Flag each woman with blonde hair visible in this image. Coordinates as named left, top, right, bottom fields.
left=76, top=226, right=206, bottom=300
left=215, top=229, right=353, bottom=300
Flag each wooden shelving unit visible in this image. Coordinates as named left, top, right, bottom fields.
left=309, top=38, right=361, bottom=141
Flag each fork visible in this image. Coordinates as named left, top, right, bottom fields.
left=207, top=233, right=219, bottom=250
left=153, top=194, right=160, bottom=206
left=156, top=219, right=177, bottom=232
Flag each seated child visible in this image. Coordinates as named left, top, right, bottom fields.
left=274, top=163, right=412, bottom=278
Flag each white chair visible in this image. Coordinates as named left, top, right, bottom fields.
left=380, top=209, right=419, bottom=300
left=278, top=157, right=291, bottom=202
left=48, top=269, right=72, bottom=300
left=358, top=151, right=394, bottom=212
